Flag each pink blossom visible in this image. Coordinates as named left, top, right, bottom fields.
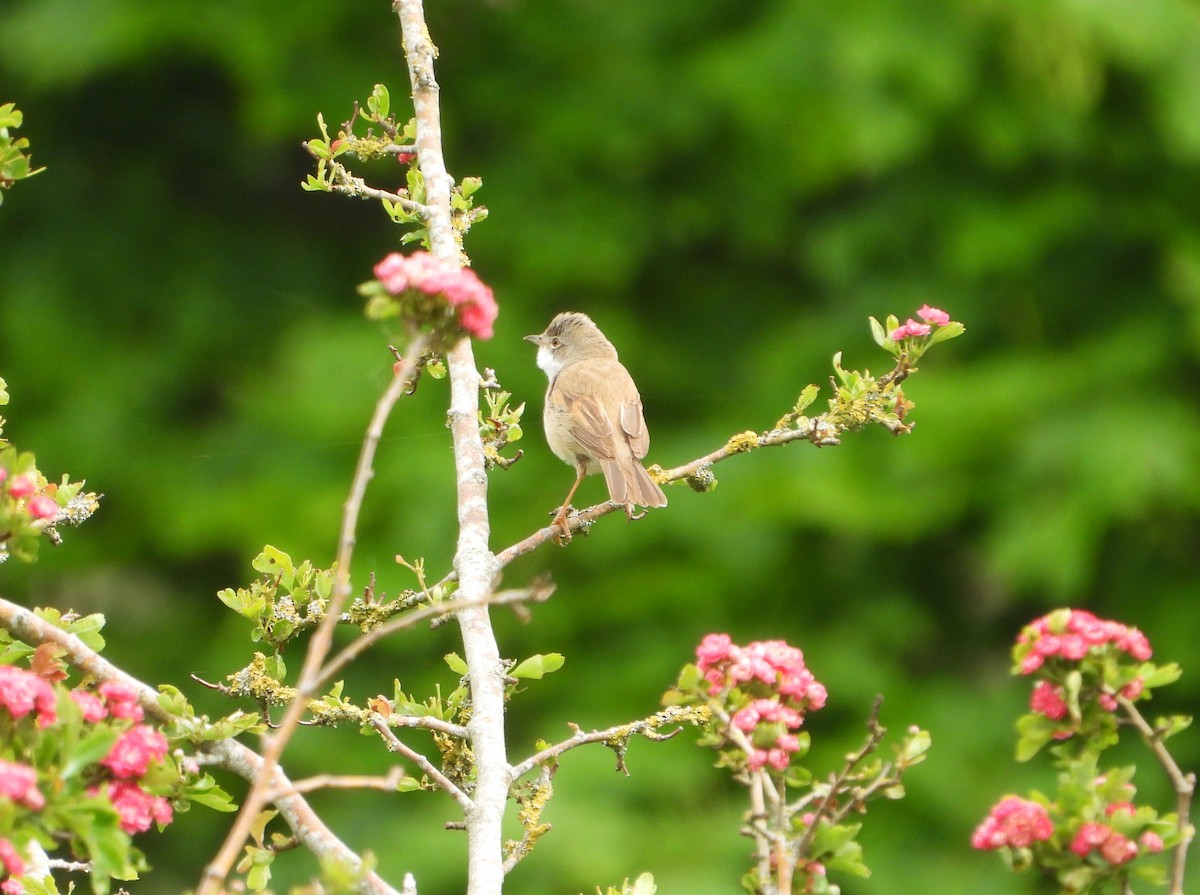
left=69, top=689, right=107, bottom=722
left=0, top=470, right=6, bottom=486
left=1139, top=831, right=1164, bottom=854
left=98, top=681, right=144, bottom=722
left=889, top=320, right=932, bottom=340
left=1100, top=831, right=1138, bottom=865
left=456, top=289, right=499, bottom=340
left=1029, top=680, right=1068, bottom=720
left=917, top=305, right=951, bottom=326
left=6, top=476, right=34, bottom=499
left=971, top=796, right=1054, bottom=850
left=0, top=839, right=24, bottom=889
left=102, top=725, right=168, bottom=779
left=0, top=760, right=44, bottom=810
left=1071, top=822, right=1141, bottom=865
left=696, top=633, right=734, bottom=667
left=102, top=781, right=173, bottom=834
left=26, top=495, right=57, bottom=521
left=1121, top=678, right=1145, bottom=700
left=0, top=666, right=57, bottom=728
left=1070, top=822, right=1111, bottom=856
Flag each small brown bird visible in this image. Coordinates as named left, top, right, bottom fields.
left=525, top=312, right=667, bottom=533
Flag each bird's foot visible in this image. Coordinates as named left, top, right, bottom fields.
left=550, top=509, right=573, bottom=545
left=622, top=502, right=647, bottom=523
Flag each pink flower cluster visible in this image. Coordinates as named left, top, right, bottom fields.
left=69, top=680, right=146, bottom=724
left=889, top=304, right=952, bottom=341
left=696, top=635, right=827, bottom=772
left=1069, top=821, right=1161, bottom=865
left=372, top=251, right=499, bottom=340
left=0, top=666, right=173, bottom=838
left=99, top=780, right=173, bottom=834
left=0, top=759, right=44, bottom=810
left=0, top=666, right=57, bottom=728
left=971, top=796, right=1054, bottom=850
left=696, top=634, right=827, bottom=707
left=1016, top=609, right=1152, bottom=675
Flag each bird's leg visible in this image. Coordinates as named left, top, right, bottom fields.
left=551, top=467, right=587, bottom=543
left=624, top=503, right=647, bottom=522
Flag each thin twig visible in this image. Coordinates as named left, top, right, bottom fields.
left=267, top=766, right=407, bottom=800
left=372, top=713, right=474, bottom=813
left=1119, top=695, right=1196, bottom=895
left=199, top=340, right=430, bottom=895
left=792, top=697, right=887, bottom=859
left=316, top=581, right=553, bottom=689
left=508, top=708, right=698, bottom=780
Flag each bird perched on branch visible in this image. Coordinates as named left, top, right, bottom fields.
left=525, top=312, right=667, bottom=537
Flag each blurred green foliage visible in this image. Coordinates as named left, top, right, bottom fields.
left=1, top=0, right=1199, bottom=893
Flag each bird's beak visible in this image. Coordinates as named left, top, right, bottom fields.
left=524, top=334, right=544, bottom=345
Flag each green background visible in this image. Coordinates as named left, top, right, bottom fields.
left=2, top=0, right=1199, bottom=893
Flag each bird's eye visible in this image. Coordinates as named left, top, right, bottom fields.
left=550, top=337, right=561, bottom=348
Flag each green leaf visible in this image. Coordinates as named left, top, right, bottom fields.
left=1141, top=661, right=1182, bottom=688
left=368, top=83, right=390, bottom=120
left=60, top=728, right=120, bottom=779
left=868, top=316, right=888, bottom=348
left=444, top=652, right=468, bottom=675
left=510, top=653, right=565, bottom=680
left=253, top=546, right=294, bottom=585
left=1015, top=712, right=1059, bottom=761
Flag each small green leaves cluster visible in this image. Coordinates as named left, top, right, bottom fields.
left=302, top=84, right=487, bottom=256
left=869, top=312, right=965, bottom=365
left=771, top=307, right=964, bottom=449
left=0, top=105, right=44, bottom=205
left=479, top=374, right=525, bottom=471
left=216, top=546, right=333, bottom=651
left=587, top=872, right=657, bottom=895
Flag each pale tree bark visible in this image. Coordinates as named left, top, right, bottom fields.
left=396, top=3, right=509, bottom=893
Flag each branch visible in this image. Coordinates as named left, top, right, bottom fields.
left=267, top=766, right=408, bottom=799
left=490, top=386, right=906, bottom=569
left=508, top=706, right=707, bottom=780
left=200, top=337, right=430, bottom=895
left=371, top=716, right=474, bottom=813
left=1119, top=695, right=1196, bottom=895
left=0, top=597, right=400, bottom=895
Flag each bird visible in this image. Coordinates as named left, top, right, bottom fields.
left=525, top=312, right=667, bottom=535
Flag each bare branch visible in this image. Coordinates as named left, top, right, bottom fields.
left=509, top=706, right=708, bottom=780
left=268, top=766, right=408, bottom=800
